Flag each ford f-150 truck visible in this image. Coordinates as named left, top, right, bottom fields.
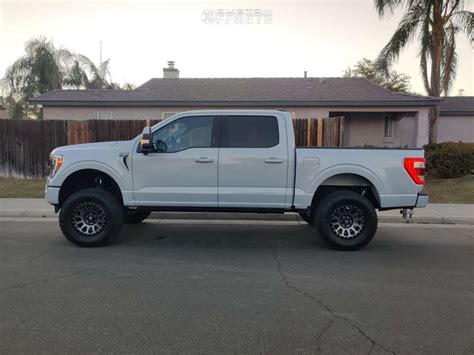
left=45, top=110, right=428, bottom=250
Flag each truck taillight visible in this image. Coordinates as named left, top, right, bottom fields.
left=404, top=158, right=426, bottom=185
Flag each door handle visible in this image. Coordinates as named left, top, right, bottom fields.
left=195, top=157, right=213, bottom=163
left=265, top=158, right=283, bottom=164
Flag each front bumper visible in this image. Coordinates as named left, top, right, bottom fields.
left=415, top=192, right=429, bottom=208
left=45, top=185, right=60, bottom=205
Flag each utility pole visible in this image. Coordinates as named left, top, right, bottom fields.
left=99, top=40, right=103, bottom=67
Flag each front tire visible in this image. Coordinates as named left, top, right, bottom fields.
left=298, top=211, right=314, bottom=225
left=59, top=188, right=124, bottom=247
left=124, top=209, right=151, bottom=224
left=314, top=190, right=377, bottom=251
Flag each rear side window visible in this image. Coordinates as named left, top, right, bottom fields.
left=222, top=116, right=279, bottom=148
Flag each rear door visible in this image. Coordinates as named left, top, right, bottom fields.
left=218, top=114, right=289, bottom=208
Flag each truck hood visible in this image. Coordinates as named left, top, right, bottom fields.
left=52, top=141, right=120, bottom=153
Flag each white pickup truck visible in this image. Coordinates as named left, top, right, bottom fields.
left=45, top=110, right=428, bottom=250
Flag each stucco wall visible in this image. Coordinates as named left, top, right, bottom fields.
left=398, top=115, right=416, bottom=147
left=42, top=106, right=332, bottom=120
left=42, top=105, right=430, bottom=147
left=340, top=112, right=403, bottom=147
left=438, top=115, right=474, bottom=142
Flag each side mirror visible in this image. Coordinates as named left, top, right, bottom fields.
left=140, top=126, right=154, bottom=154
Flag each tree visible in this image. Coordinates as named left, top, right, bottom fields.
left=343, top=58, right=412, bottom=93
left=85, top=59, right=113, bottom=89
left=121, top=83, right=135, bottom=90
left=3, top=37, right=133, bottom=118
left=374, top=0, right=473, bottom=143
left=63, top=56, right=90, bottom=89
left=4, top=37, right=72, bottom=118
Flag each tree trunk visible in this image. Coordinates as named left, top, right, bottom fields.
left=428, top=106, right=439, bottom=145
left=427, top=2, right=443, bottom=145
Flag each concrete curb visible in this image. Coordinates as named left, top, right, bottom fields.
left=1, top=210, right=472, bottom=225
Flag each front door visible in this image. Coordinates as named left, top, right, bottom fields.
left=132, top=115, right=219, bottom=207
left=218, top=115, right=289, bottom=208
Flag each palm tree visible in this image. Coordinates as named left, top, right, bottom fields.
left=85, top=59, right=113, bottom=89
left=4, top=37, right=73, bottom=118
left=374, top=0, right=473, bottom=143
left=3, top=37, right=132, bottom=118
left=63, top=57, right=90, bottom=89
left=121, top=83, right=135, bottom=90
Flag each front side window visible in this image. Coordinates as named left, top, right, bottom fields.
left=222, top=116, right=279, bottom=148
left=152, top=116, right=215, bottom=153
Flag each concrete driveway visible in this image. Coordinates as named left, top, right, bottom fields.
left=0, top=219, right=473, bottom=354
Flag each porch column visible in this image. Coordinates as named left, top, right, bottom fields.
left=414, top=108, right=429, bottom=147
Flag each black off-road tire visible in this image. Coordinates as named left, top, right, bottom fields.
left=313, top=190, right=377, bottom=251
left=59, top=188, right=124, bottom=247
left=298, top=211, right=314, bottom=225
left=124, top=209, right=151, bottom=224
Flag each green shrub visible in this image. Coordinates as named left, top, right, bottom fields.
left=424, top=142, right=474, bottom=178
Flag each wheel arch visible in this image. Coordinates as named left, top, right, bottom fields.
left=308, top=172, right=381, bottom=215
left=58, top=168, right=124, bottom=207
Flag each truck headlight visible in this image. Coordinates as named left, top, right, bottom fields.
left=49, top=154, right=63, bottom=178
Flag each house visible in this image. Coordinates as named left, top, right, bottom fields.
left=437, top=96, right=474, bottom=143
left=31, top=62, right=444, bottom=148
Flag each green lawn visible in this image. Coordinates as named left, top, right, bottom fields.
left=0, top=177, right=46, bottom=198
left=422, top=176, right=474, bottom=204
left=0, top=176, right=473, bottom=203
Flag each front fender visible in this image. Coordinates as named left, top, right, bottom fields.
left=50, top=160, right=128, bottom=193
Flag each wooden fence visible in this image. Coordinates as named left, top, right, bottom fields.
left=293, top=117, right=344, bottom=147
left=0, top=117, right=344, bottom=178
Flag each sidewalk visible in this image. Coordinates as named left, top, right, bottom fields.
left=1, top=198, right=473, bottom=225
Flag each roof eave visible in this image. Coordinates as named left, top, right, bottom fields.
left=30, top=99, right=440, bottom=107
left=439, top=111, right=474, bottom=116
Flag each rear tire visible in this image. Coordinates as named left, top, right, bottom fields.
left=313, top=190, right=377, bottom=251
left=298, top=211, right=314, bottom=225
left=59, top=188, right=124, bottom=247
left=124, top=209, right=151, bottom=224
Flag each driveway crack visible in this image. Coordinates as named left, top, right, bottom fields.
left=272, top=246, right=396, bottom=355
left=315, top=316, right=335, bottom=353
left=1, top=266, right=98, bottom=291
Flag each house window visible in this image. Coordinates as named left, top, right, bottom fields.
left=384, top=115, right=394, bottom=138
left=97, top=112, right=112, bottom=120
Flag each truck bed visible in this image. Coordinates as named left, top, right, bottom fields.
left=294, top=147, right=425, bottom=209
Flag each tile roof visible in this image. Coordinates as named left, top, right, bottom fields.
left=31, top=77, right=440, bottom=107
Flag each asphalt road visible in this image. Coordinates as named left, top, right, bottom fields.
left=0, top=219, right=473, bottom=354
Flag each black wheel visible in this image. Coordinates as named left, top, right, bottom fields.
left=298, top=211, right=314, bottom=225
left=314, top=190, right=377, bottom=251
left=59, top=188, right=124, bottom=247
left=124, top=209, right=151, bottom=224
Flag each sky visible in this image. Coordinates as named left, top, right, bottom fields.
left=0, top=0, right=473, bottom=96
